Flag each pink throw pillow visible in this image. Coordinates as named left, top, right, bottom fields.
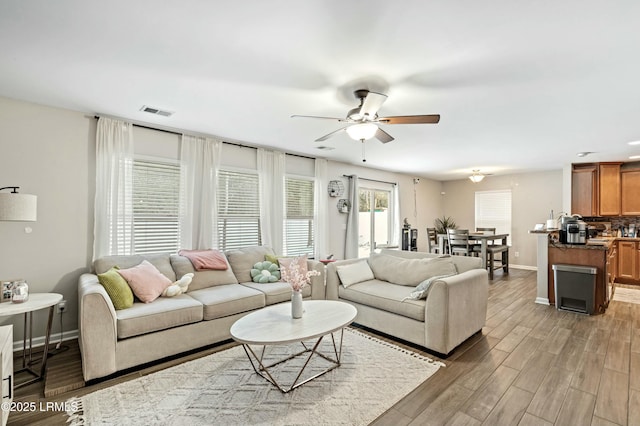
left=178, top=249, right=229, bottom=271
left=117, top=260, right=172, bottom=303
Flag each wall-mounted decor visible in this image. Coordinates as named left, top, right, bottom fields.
left=328, top=180, right=345, bottom=197
left=337, top=199, right=350, bottom=213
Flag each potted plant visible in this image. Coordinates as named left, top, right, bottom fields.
left=434, top=216, right=457, bottom=235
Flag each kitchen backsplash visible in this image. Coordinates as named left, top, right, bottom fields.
left=582, top=216, right=639, bottom=231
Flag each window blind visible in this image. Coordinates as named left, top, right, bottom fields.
left=132, top=159, right=180, bottom=254
left=285, top=177, right=314, bottom=257
left=475, top=189, right=512, bottom=244
left=217, top=169, right=261, bottom=251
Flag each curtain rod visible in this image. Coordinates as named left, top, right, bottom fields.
left=343, top=174, right=397, bottom=186
left=92, top=115, right=315, bottom=160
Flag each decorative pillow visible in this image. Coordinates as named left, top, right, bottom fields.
left=250, top=261, right=281, bottom=283
left=336, top=260, right=375, bottom=288
left=404, top=273, right=457, bottom=300
left=368, top=253, right=458, bottom=286
left=97, top=266, right=134, bottom=310
left=178, top=249, right=228, bottom=271
left=264, top=254, right=294, bottom=266
left=117, top=260, right=173, bottom=303
left=278, top=255, right=308, bottom=280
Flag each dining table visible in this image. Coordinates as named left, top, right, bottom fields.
left=437, top=232, right=510, bottom=271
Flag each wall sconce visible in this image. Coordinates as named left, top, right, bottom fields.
left=0, top=187, right=37, bottom=222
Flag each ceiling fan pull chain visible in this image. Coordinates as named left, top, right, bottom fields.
left=361, top=139, right=366, bottom=163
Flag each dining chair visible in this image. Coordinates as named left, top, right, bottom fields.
left=426, top=227, right=439, bottom=254
left=447, top=228, right=472, bottom=256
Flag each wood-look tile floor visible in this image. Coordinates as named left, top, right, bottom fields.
left=7, top=269, right=640, bottom=426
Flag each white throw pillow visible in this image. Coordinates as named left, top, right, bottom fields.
left=336, top=260, right=375, bottom=288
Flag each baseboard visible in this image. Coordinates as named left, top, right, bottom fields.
left=535, top=297, right=550, bottom=306
left=510, top=264, right=537, bottom=271
left=13, top=329, right=79, bottom=353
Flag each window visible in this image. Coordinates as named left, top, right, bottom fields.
left=132, top=159, right=180, bottom=254
left=358, top=188, right=391, bottom=257
left=284, top=177, right=314, bottom=257
left=475, top=189, right=512, bottom=244
left=217, top=169, right=261, bottom=251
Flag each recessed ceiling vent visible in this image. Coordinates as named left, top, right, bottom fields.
left=316, top=146, right=335, bottom=151
left=140, top=105, right=174, bottom=117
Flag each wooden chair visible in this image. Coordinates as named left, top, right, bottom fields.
left=426, top=227, right=440, bottom=254
left=447, top=229, right=472, bottom=256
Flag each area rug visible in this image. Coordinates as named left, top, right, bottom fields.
left=612, top=287, right=640, bottom=305
left=66, top=328, right=444, bottom=425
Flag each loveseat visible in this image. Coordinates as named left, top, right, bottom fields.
left=78, top=246, right=324, bottom=381
left=326, top=250, right=488, bottom=356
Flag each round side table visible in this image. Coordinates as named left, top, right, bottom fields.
left=0, top=293, right=63, bottom=388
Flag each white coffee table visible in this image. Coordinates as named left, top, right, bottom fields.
left=230, top=300, right=357, bottom=393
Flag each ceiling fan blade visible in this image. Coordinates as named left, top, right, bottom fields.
left=360, top=92, right=388, bottom=118
left=315, top=127, right=347, bottom=142
left=291, top=114, right=343, bottom=121
left=378, top=114, right=440, bottom=124
left=375, top=127, right=394, bottom=144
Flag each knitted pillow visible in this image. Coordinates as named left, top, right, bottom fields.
left=97, top=266, right=134, bottom=310
left=250, top=261, right=281, bottom=283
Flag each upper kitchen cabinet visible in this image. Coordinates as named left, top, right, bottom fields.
left=598, top=163, right=622, bottom=216
left=621, top=165, right=640, bottom=215
left=572, top=164, right=598, bottom=216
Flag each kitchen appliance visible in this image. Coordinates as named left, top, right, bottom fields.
left=560, top=215, right=587, bottom=244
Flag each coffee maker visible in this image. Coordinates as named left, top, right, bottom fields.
left=560, top=215, right=587, bottom=244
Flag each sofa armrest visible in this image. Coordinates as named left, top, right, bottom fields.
left=306, top=260, right=325, bottom=300
left=325, top=258, right=365, bottom=300
left=78, top=273, right=118, bottom=381
left=424, top=269, right=488, bottom=354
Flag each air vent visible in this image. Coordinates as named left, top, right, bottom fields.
left=140, top=105, right=174, bottom=117
left=316, top=146, right=335, bottom=151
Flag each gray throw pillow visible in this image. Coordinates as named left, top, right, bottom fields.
left=404, top=273, right=457, bottom=300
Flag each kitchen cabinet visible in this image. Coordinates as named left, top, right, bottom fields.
left=617, top=240, right=639, bottom=281
left=598, top=163, right=621, bottom=215
left=571, top=165, right=598, bottom=216
left=621, top=170, right=640, bottom=215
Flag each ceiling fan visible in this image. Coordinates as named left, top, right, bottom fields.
left=292, top=89, right=440, bottom=144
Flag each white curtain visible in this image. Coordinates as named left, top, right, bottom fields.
left=314, top=158, right=329, bottom=259
left=258, top=148, right=285, bottom=254
left=179, top=135, right=222, bottom=250
left=93, top=117, right=134, bottom=260
left=344, top=175, right=359, bottom=259
left=390, top=183, right=401, bottom=247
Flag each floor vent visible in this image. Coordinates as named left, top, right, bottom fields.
left=140, top=105, right=174, bottom=117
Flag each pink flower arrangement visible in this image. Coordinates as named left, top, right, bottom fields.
left=281, top=257, right=320, bottom=292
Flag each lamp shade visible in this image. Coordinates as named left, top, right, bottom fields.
left=0, top=193, right=37, bottom=221
left=346, top=123, right=378, bottom=141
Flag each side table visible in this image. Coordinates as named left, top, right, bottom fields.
left=0, top=293, right=63, bottom=388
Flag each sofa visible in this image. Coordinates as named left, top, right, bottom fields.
left=78, top=246, right=324, bottom=381
left=326, top=250, right=488, bottom=356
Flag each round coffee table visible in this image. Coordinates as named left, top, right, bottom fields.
left=230, top=300, right=357, bottom=393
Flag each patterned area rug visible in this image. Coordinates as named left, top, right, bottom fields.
left=66, top=328, right=443, bottom=425
left=612, top=287, right=640, bottom=305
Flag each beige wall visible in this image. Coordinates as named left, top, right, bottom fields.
left=441, top=170, right=563, bottom=267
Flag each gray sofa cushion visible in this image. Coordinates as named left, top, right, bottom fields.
left=338, top=279, right=425, bottom=321
left=188, top=284, right=266, bottom=320
left=94, top=254, right=177, bottom=282
left=241, top=281, right=312, bottom=305
left=225, top=246, right=276, bottom=283
left=115, top=294, right=203, bottom=339
left=170, top=254, right=238, bottom=291
left=368, top=253, right=457, bottom=286
left=379, top=249, right=482, bottom=273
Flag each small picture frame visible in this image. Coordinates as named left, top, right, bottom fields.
left=1, top=280, right=14, bottom=303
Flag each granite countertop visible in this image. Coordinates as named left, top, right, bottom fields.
left=546, top=236, right=640, bottom=250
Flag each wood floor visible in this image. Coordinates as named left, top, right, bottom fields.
left=7, top=269, right=640, bottom=426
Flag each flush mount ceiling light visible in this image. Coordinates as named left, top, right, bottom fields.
left=345, top=123, right=378, bottom=141
left=628, top=141, right=640, bottom=146
left=469, top=170, right=485, bottom=183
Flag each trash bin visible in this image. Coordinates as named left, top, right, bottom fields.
left=552, top=264, right=597, bottom=314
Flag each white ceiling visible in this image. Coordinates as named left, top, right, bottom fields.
left=2, top=0, right=640, bottom=180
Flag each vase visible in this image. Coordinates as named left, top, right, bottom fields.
left=291, top=290, right=303, bottom=319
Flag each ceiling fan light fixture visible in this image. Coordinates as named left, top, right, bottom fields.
left=346, top=123, right=378, bottom=141
left=469, top=170, right=485, bottom=183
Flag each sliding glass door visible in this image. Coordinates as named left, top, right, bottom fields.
left=358, top=188, right=390, bottom=257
